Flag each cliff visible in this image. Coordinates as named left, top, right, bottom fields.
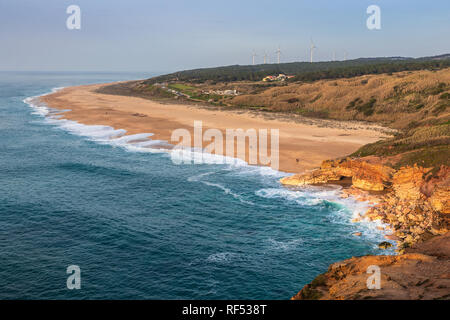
left=292, top=232, right=450, bottom=300
left=282, top=160, right=449, bottom=299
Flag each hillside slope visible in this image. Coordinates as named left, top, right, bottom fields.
left=231, top=68, right=449, bottom=129
left=231, top=68, right=450, bottom=170
left=145, top=54, right=450, bottom=83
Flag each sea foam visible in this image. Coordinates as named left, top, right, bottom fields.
left=24, top=89, right=172, bottom=154
left=255, top=185, right=395, bottom=250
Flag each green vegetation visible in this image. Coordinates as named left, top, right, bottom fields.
left=357, top=98, right=377, bottom=116
left=346, top=97, right=362, bottom=110
left=145, top=55, right=450, bottom=84
left=346, top=97, right=377, bottom=116
left=168, top=83, right=196, bottom=92
left=433, top=104, right=448, bottom=115
left=291, top=60, right=450, bottom=82
left=352, top=121, right=450, bottom=170
left=296, top=108, right=329, bottom=119
left=440, top=92, right=450, bottom=100
left=146, top=84, right=176, bottom=98
left=393, top=145, right=450, bottom=171
left=309, top=93, right=322, bottom=103
left=413, top=103, right=425, bottom=110
left=286, top=97, right=299, bottom=103
left=167, top=83, right=224, bottom=104
left=427, top=82, right=447, bottom=95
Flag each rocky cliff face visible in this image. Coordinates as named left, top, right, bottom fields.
left=282, top=160, right=450, bottom=300
left=281, top=160, right=449, bottom=250
left=291, top=233, right=450, bottom=300
left=280, top=158, right=394, bottom=191
left=426, top=167, right=450, bottom=214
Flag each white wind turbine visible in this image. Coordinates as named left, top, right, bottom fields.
left=263, top=51, right=269, bottom=64
left=275, top=46, right=281, bottom=64
left=344, top=50, right=348, bottom=61
left=252, top=50, right=258, bottom=65
left=310, top=39, right=316, bottom=63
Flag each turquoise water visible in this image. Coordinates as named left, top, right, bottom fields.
left=0, top=72, right=391, bottom=299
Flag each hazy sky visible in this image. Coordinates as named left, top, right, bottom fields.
left=1, top=0, right=449, bottom=72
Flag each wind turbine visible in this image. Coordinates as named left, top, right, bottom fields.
left=344, top=50, right=348, bottom=61
left=310, top=39, right=316, bottom=63
left=332, top=51, right=336, bottom=62
left=252, top=50, right=258, bottom=65
left=275, top=46, right=281, bottom=64
left=263, top=51, right=268, bottom=64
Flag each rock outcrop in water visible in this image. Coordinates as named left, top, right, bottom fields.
left=282, top=161, right=450, bottom=300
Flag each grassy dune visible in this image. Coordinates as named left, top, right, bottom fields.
left=231, top=69, right=450, bottom=129
left=228, top=69, right=449, bottom=170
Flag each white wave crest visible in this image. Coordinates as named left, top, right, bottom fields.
left=188, top=171, right=255, bottom=206
left=267, top=238, right=304, bottom=251
left=255, top=187, right=331, bottom=206
left=24, top=90, right=174, bottom=154
left=206, top=252, right=238, bottom=263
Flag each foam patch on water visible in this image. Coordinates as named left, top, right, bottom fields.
left=206, top=252, right=239, bottom=264
left=255, top=186, right=341, bottom=207
left=229, top=164, right=289, bottom=180
left=255, top=185, right=396, bottom=253
left=267, top=238, right=304, bottom=251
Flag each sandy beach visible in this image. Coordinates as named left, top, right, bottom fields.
left=40, top=83, right=389, bottom=173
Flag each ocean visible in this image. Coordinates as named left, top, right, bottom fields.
left=0, top=72, right=393, bottom=299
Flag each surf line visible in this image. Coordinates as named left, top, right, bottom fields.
left=170, top=120, right=280, bottom=170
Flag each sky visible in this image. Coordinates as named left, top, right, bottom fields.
left=1, top=0, right=449, bottom=72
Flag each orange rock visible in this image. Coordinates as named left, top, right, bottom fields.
left=429, top=186, right=450, bottom=214
left=385, top=234, right=401, bottom=241
left=291, top=233, right=450, bottom=300
left=392, top=165, right=432, bottom=201
left=352, top=174, right=384, bottom=191
left=281, top=159, right=394, bottom=191
left=426, top=166, right=450, bottom=214
left=279, top=169, right=341, bottom=186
